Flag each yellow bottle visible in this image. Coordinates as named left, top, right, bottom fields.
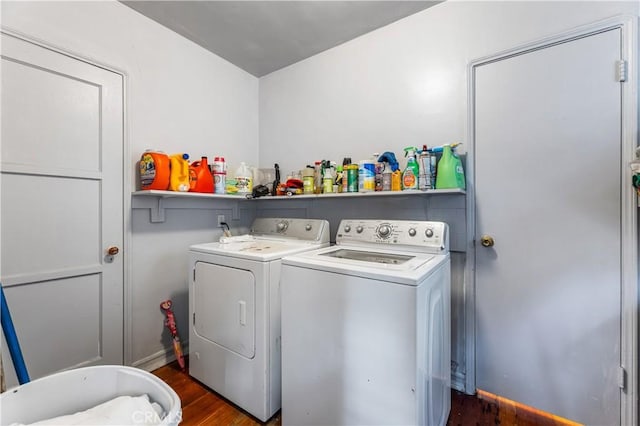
left=391, top=170, right=402, bottom=191
left=169, top=153, right=190, bottom=192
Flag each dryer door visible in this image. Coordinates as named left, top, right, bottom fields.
left=193, top=262, right=255, bottom=358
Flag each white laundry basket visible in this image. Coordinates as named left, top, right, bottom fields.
left=0, top=365, right=181, bottom=425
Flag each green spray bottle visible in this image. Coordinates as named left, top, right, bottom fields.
left=402, top=147, right=419, bottom=190
left=435, top=144, right=466, bottom=189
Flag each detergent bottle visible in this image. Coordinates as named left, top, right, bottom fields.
left=139, top=150, right=170, bottom=190
left=402, top=147, right=419, bottom=190
left=189, top=156, right=214, bottom=193
left=169, top=153, right=190, bottom=192
left=235, top=162, right=253, bottom=195
left=435, top=144, right=466, bottom=189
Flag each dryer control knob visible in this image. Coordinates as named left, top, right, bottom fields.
left=408, top=228, right=417, bottom=237
left=356, top=226, right=364, bottom=234
left=344, top=225, right=351, bottom=232
left=425, top=228, right=434, bottom=238
left=305, top=224, right=312, bottom=231
left=277, top=221, right=288, bottom=232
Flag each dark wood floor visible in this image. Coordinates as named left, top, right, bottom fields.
left=152, top=361, right=579, bottom=426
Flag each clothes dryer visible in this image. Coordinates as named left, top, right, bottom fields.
left=280, top=219, right=451, bottom=426
left=188, top=218, right=330, bottom=422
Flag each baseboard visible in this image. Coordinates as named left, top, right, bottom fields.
left=131, top=343, right=189, bottom=372
left=477, top=390, right=582, bottom=426
left=451, top=370, right=466, bottom=393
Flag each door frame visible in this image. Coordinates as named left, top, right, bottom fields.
left=465, top=15, right=638, bottom=424
left=0, top=28, right=132, bottom=366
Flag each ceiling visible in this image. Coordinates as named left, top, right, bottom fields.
left=121, top=1, right=441, bottom=77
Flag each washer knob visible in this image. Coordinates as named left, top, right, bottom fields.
left=378, top=225, right=391, bottom=238
left=425, top=228, right=434, bottom=238
left=305, top=224, right=312, bottom=231
left=356, top=226, right=364, bottom=234
left=408, top=228, right=417, bottom=237
left=344, top=225, right=351, bottom=233
left=277, top=222, right=288, bottom=232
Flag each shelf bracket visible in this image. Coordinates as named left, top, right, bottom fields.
left=150, top=197, right=166, bottom=223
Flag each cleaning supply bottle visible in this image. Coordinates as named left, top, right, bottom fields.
left=235, top=162, right=253, bottom=195
left=382, top=164, right=392, bottom=191
left=314, top=161, right=323, bottom=194
left=358, top=159, right=375, bottom=192
left=418, top=145, right=432, bottom=191
left=169, top=153, right=190, bottom=192
left=139, top=150, right=170, bottom=190
left=212, top=156, right=227, bottom=194
left=323, top=164, right=334, bottom=194
left=402, top=147, right=419, bottom=190
left=302, top=166, right=315, bottom=194
left=335, top=165, right=344, bottom=193
left=189, top=156, right=214, bottom=193
left=435, top=144, right=466, bottom=189
left=452, top=145, right=466, bottom=189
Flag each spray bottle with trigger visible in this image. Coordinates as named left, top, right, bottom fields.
left=402, top=146, right=419, bottom=190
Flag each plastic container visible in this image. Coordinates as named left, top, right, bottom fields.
left=323, top=167, right=334, bottom=194
left=302, top=167, right=315, bottom=194
left=235, top=162, right=253, bottom=195
left=391, top=170, right=402, bottom=191
left=402, top=147, right=419, bottom=190
left=382, top=166, right=392, bottom=191
left=358, top=160, right=376, bottom=192
left=189, top=156, right=214, bottom=193
left=139, top=151, right=170, bottom=190
left=0, top=365, right=181, bottom=426
left=435, top=145, right=466, bottom=189
left=169, top=153, right=190, bottom=192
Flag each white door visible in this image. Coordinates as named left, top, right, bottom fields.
left=474, top=29, right=623, bottom=424
left=0, top=32, right=124, bottom=386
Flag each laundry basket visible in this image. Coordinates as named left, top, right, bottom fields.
left=0, top=365, right=181, bottom=425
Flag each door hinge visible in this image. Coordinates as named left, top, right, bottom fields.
left=617, top=60, right=628, bottom=82
left=192, top=312, right=196, bottom=325
left=193, top=269, right=196, bottom=282
left=618, top=366, right=626, bottom=390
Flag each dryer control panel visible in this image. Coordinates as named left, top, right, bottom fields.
left=250, top=218, right=330, bottom=243
left=336, top=220, right=449, bottom=253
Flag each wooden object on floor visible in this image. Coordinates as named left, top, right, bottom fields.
left=152, top=360, right=578, bottom=425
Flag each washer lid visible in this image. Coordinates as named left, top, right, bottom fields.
left=282, top=245, right=448, bottom=284
left=190, top=238, right=329, bottom=261
left=320, top=249, right=417, bottom=266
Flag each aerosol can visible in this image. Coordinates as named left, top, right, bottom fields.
left=418, top=145, right=432, bottom=190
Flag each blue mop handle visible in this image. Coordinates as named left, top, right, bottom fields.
left=1, top=284, right=30, bottom=384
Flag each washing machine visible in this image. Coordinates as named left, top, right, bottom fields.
left=280, top=219, right=451, bottom=426
left=188, top=217, right=330, bottom=422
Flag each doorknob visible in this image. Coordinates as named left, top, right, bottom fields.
left=480, top=235, right=495, bottom=248
left=105, top=246, right=120, bottom=263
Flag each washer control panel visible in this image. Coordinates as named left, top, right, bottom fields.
left=336, top=220, right=448, bottom=253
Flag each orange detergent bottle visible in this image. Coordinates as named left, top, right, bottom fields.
left=139, top=150, right=170, bottom=190
left=189, top=156, right=214, bottom=193
left=169, top=153, right=190, bottom=192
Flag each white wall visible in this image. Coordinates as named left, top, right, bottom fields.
left=1, top=0, right=259, bottom=367
left=259, top=1, right=639, bottom=174
left=259, top=0, right=639, bottom=394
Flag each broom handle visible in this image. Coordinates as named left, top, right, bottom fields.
left=1, top=284, right=30, bottom=384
